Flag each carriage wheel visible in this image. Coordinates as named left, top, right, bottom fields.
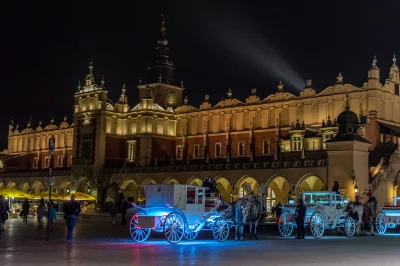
left=130, top=213, right=151, bottom=242
left=344, top=216, right=356, bottom=237
left=164, top=212, right=185, bottom=244
left=376, top=213, right=387, bottom=235
left=310, top=212, right=325, bottom=239
left=184, top=223, right=200, bottom=240
left=278, top=212, right=294, bottom=237
left=213, top=219, right=230, bottom=242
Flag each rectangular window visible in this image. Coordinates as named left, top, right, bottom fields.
left=263, top=140, right=270, bottom=155
left=33, top=158, right=37, bottom=169
left=45, top=157, right=50, bottom=168
left=82, top=134, right=93, bottom=159
left=215, top=143, right=221, bottom=157
left=193, top=144, right=200, bottom=158
left=57, top=156, right=62, bottom=167
left=325, top=133, right=334, bottom=141
left=187, top=187, right=196, bottom=204
left=238, top=142, right=245, bottom=156
left=127, top=141, right=136, bottom=161
left=396, top=84, right=399, bottom=95
left=176, top=145, right=183, bottom=159
left=293, top=136, right=302, bottom=151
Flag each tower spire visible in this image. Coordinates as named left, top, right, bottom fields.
left=148, top=14, right=175, bottom=84
left=393, top=53, right=397, bottom=66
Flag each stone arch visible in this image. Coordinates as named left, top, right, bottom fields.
left=296, top=174, right=326, bottom=194
left=7, top=181, right=17, bottom=188
left=59, top=180, right=72, bottom=194
left=19, top=181, right=30, bottom=193
left=265, top=175, right=291, bottom=212
left=76, top=177, right=90, bottom=193
left=120, top=178, right=139, bottom=202
left=31, top=180, right=44, bottom=194
left=141, top=177, right=157, bottom=187
left=213, top=176, right=232, bottom=201
left=186, top=176, right=203, bottom=186
left=163, top=177, right=179, bottom=184
left=235, top=175, right=259, bottom=197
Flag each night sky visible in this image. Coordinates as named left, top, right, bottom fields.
left=1, top=0, right=399, bottom=149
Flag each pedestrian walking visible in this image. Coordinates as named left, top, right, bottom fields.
left=63, top=195, right=81, bottom=243
left=271, top=205, right=276, bottom=217
left=37, top=198, right=45, bottom=229
left=0, top=195, right=6, bottom=238
left=110, top=204, right=117, bottom=225
left=22, top=198, right=30, bottom=222
left=121, top=200, right=128, bottom=225
left=49, top=201, right=56, bottom=230
left=1, top=197, right=9, bottom=232
left=294, top=199, right=306, bottom=239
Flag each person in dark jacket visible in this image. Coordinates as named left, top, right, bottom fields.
left=295, top=199, right=306, bottom=239
left=22, top=198, right=30, bottom=223
left=121, top=200, right=128, bottom=225
left=276, top=202, right=282, bottom=219
left=63, top=195, right=81, bottom=243
left=332, top=181, right=340, bottom=194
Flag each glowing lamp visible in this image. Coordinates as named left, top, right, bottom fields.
left=354, top=185, right=358, bottom=193
left=66, top=188, right=70, bottom=194
left=87, top=188, right=91, bottom=194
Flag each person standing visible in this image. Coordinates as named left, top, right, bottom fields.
left=121, top=200, right=128, bottom=225
left=271, top=205, right=276, bottom=217
left=37, top=198, right=45, bottom=229
left=295, top=199, right=306, bottom=239
left=63, top=195, right=81, bottom=243
left=1, top=197, right=9, bottom=232
left=332, top=181, right=340, bottom=194
left=22, top=199, right=30, bottom=223
left=276, top=202, right=282, bottom=219
left=49, top=201, right=56, bottom=230
left=0, top=195, right=6, bottom=238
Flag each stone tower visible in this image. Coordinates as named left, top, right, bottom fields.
left=325, top=94, right=371, bottom=200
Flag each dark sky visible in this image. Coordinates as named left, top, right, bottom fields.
left=1, top=0, right=399, bottom=149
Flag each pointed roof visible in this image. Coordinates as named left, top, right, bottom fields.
left=148, top=14, right=175, bottom=84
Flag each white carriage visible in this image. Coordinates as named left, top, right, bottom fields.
left=278, top=191, right=355, bottom=238
left=375, top=196, right=400, bottom=234
left=129, top=184, right=233, bottom=244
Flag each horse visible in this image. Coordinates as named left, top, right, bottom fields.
left=234, top=196, right=264, bottom=240
left=345, top=199, right=377, bottom=236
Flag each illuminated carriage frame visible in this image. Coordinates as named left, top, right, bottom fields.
left=375, top=196, right=400, bottom=234
left=278, top=191, right=355, bottom=238
left=129, top=184, right=234, bottom=244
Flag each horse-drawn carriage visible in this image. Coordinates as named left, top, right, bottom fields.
left=278, top=191, right=355, bottom=238
left=375, top=196, right=400, bottom=235
left=128, top=184, right=234, bottom=244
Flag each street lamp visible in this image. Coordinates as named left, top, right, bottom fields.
left=87, top=187, right=91, bottom=194
left=354, top=184, right=358, bottom=193
left=66, top=187, right=70, bottom=194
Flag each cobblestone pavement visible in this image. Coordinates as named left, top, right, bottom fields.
left=0, top=216, right=399, bottom=266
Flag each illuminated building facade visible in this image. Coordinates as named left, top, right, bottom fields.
left=1, top=18, right=400, bottom=209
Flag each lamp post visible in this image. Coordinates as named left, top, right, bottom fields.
left=354, top=184, right=359, bottom=193
left=66, top=188, right=70, bottom=194
left=87, top=187, right=91, bottom=195
left=46, top=135, right=55, bottom=241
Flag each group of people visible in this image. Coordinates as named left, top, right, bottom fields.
left=110, top=193, right=135, bottom=225
left=0, top=194, right=81, bottom=243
